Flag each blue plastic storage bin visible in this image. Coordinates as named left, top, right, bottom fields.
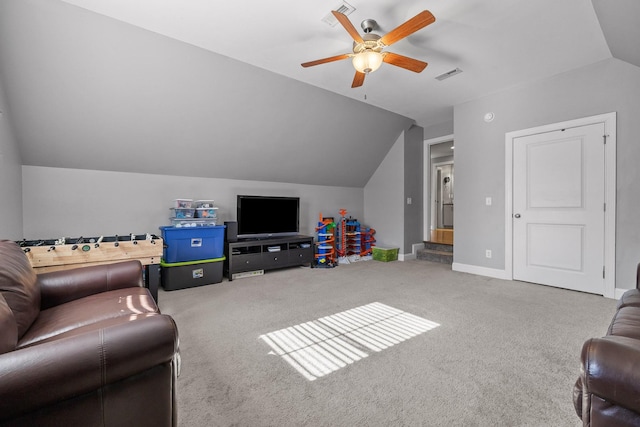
left=160, top=225, right=225, bottom=263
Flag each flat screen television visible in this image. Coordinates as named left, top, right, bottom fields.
left=236, top=195, right=300, bottom=239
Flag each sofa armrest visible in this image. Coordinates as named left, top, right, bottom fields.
left=0, top=314, right=178, bottom=422
left=581, top=336, right=640, bottom=415
left=38, top=260, right=144, bottom=309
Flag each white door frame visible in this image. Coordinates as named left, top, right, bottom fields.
left=423, top=134, right=455, bottom=241
left=504, top=112, right=616, bottom=298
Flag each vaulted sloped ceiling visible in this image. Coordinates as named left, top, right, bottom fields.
left=0, top=0, right=636, bottom=188
left=54, top=0, right=613, bottom=129
left=592, top=0, right=640, bottom=69
left=0, top=0, right=413, bottom=187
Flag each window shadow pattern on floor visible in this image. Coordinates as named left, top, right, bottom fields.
left=259, top=302, right=440, bottom=381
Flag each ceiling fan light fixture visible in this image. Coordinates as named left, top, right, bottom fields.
left=352, top=50, right=383, bottom=74
left=302, top=10, right=435, bottom=87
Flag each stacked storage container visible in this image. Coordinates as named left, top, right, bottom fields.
left=161, top=199, right=225, bottom=290
left=194, top=200, right=218, bottom=223
left=170, top=199, right=218, bottom=227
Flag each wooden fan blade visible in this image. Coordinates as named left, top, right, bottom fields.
left=383, top=52, right=428, bottom=73
left=352, top=71, right=365, bottom=88
left=379, top=10, right=435, bottom=46
left=332, top=11, right=364, bottom=44
left=301, top=54, right=351, bottom=68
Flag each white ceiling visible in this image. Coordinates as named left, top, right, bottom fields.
left=58, top=0, right=613, bottom=128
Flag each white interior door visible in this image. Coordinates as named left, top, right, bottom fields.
left=513, top=123, right=605, bottom=294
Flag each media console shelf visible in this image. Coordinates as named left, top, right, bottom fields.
left=224, top=235, right=314, bottom=281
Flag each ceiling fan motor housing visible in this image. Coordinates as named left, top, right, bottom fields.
left=361, top=19, right=377, bottom=33
left=353, top=33, right=383, bottom=54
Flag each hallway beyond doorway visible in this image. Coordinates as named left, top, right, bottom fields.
left=430, top=228, right=453, bottom=245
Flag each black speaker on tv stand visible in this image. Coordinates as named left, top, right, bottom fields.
left=224, top=221, right=237, bottom=242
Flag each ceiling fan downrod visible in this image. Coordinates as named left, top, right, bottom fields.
left=360, top=19, right=377, bottom=34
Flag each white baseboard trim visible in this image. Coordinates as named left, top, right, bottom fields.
left=400, top=252, right=415, bottom=261
left=452, top=262, right=510, bottom=280
left=453, top=263, right=626, bottom=299
left=398, top=242, right=424, bottom=262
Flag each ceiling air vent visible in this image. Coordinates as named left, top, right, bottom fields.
left=321, top=1, right=356, bottom=27
left=435, top=68, right=463, bottom=81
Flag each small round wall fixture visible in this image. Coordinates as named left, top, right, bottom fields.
left=484, top=112, right=495, bottom=122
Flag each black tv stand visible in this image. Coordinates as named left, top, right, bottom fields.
left=224, top=235, right=314, bottom=281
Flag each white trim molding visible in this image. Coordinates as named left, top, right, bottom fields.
left=504, top=112, right=617, bottom=298
left=400, top=252, right=416, bottom=261
left=399, top=243, right=426, bottom=261
left=452, top=263, right=510, bottom=280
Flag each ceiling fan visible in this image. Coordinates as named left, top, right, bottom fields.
left=301, top=10, right=436, bottom=88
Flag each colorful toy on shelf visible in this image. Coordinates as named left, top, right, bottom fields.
left=361, top=227, right=376, bottom=257
left=335, top=209, right=376, bottom=264
left=336, top=209, right=348, bottom=262
left=315, top=213, right=337, bottom=268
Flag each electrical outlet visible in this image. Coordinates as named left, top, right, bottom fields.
left=485, top=249, right=492, bottom=259
left=485, top=197, right=492, bottom=206
left=407, top=197, right=412, bottom=205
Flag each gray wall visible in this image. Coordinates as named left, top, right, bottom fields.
left=21, top=166, right=364, bottom=239
left=364, top=132, right=405, bottom=250
left=362, top=124, right=426, bottom=256
left=424, top=121, right=454, bottom=141
left=0, top=80, right=22, bottom=239
left=454, top=57, right=640, bottom=288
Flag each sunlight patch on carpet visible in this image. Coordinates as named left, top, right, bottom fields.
left=259, top=302, right=440, bottom=381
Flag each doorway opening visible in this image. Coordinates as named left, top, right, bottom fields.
left=429, top=140, right=454, bottom=244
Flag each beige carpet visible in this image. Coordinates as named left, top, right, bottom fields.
left=157, top=260, right=617, bottom=426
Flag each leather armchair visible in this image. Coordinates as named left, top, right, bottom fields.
left=573, top=263, right=640, bottom=426
left=0, top=240, right=179, bottom=427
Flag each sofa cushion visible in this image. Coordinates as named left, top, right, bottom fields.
left=0, top=294, right=18, bottom=354
left=607, top=306, right=640, bottom=340
left=617, top=289, right=640, bottom=309
left=17, top=312, right=159, bottom=349
left=0, top=240, right=40, bottom=338
left=18, top=286, right=159, bottom=348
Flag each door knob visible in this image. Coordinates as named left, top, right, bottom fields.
left=514, top=213, right=521, bottom=218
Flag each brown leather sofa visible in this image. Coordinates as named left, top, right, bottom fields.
left=573, top=263, right=640, bottom=426
left=0, top=240, right=179, bottom=427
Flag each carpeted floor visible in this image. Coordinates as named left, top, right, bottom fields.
left=158, top=260, right=617, bottom=427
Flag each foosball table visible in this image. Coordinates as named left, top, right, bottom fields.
left=17, top=234, right=163, bottom=301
